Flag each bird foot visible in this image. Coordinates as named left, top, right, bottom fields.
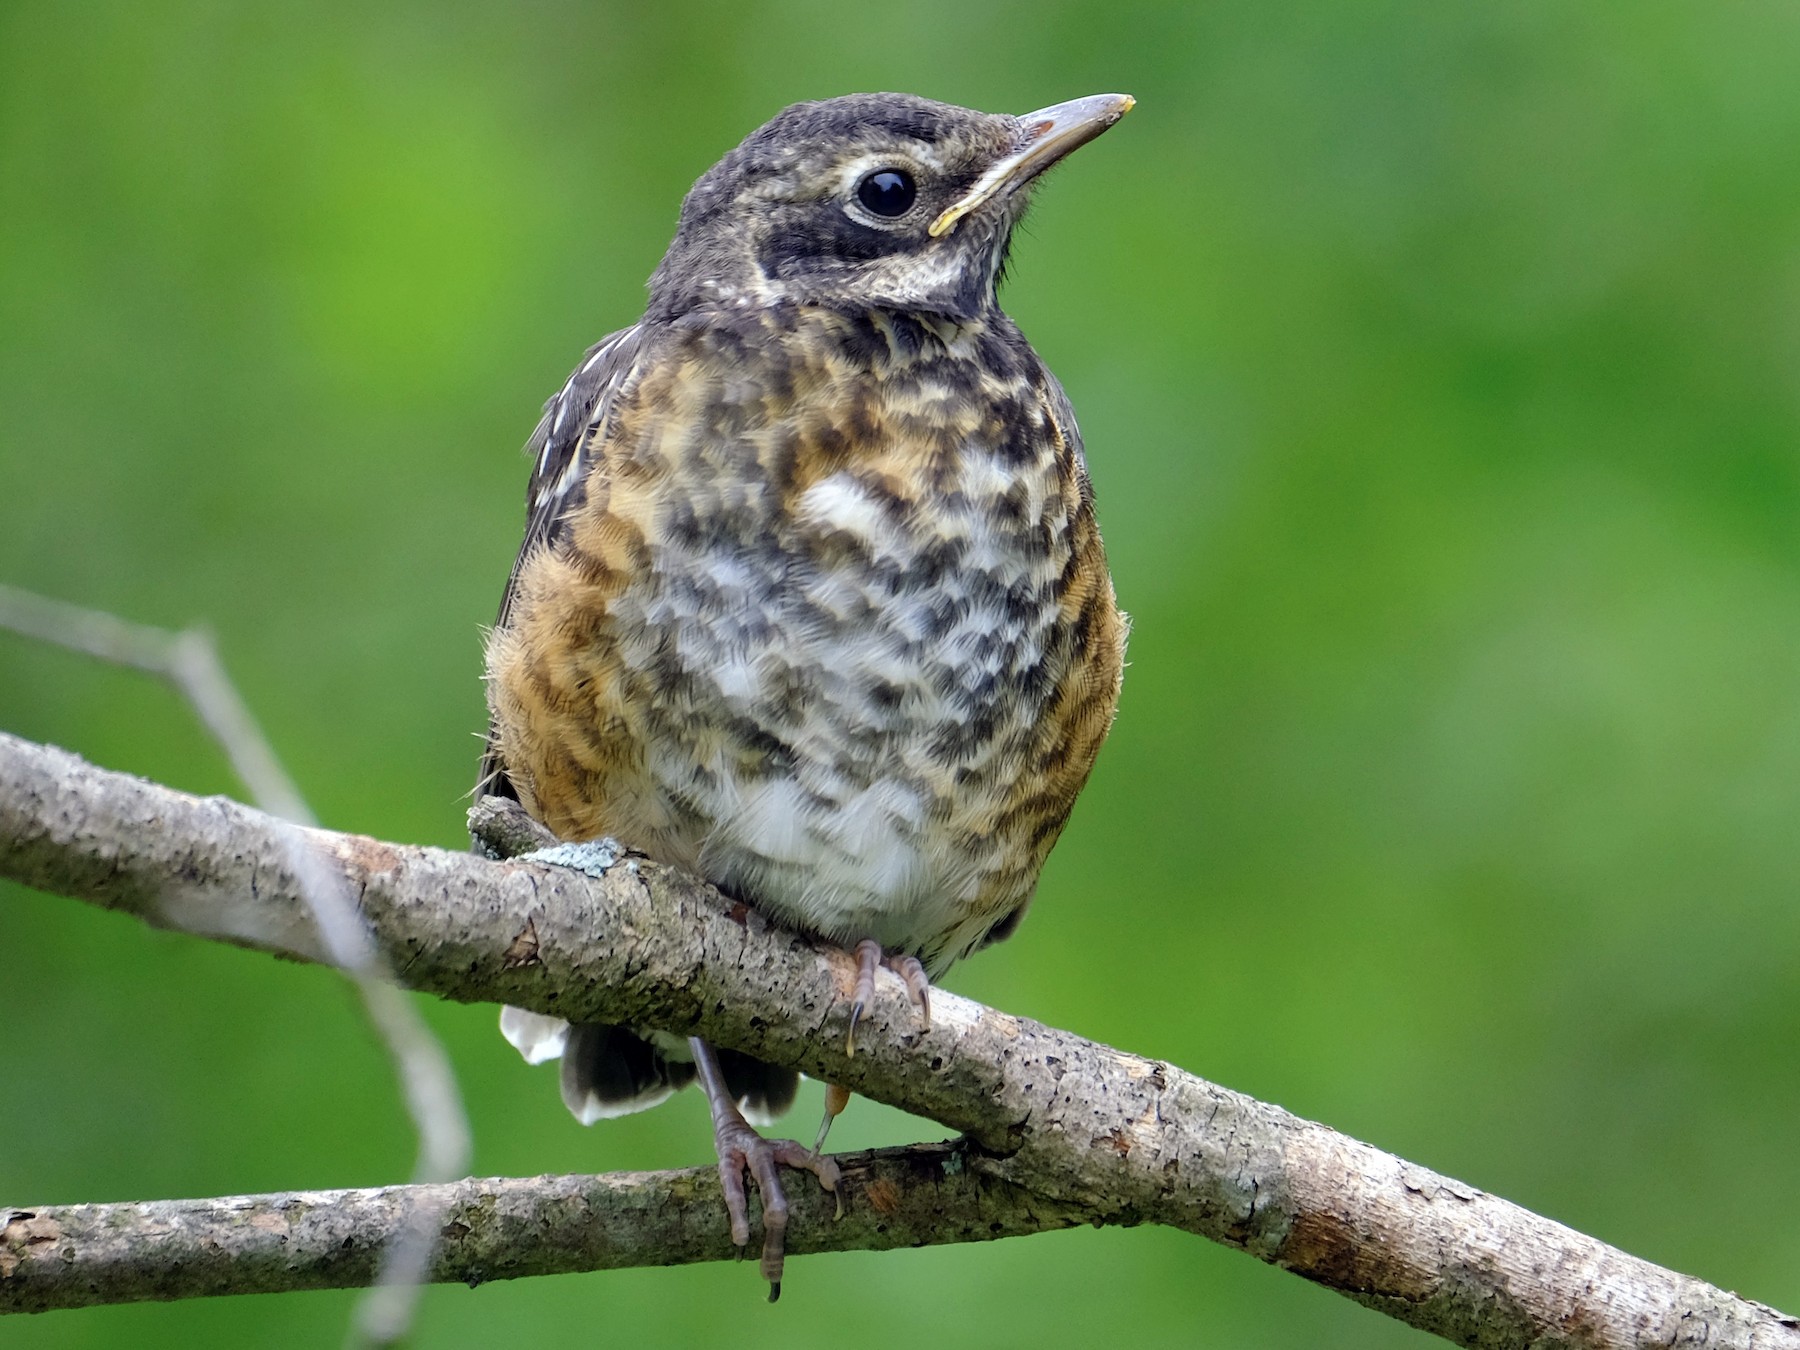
left=818, top=940, right=934, bottom=1152
left=845, top=938, right=932, bottom=1056
left=692, top=1037, right=840, bottom=1299
left=713, top=1115, right=842, bottom=1299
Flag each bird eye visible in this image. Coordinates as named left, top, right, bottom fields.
left=855, top=169, right=916, bottom=218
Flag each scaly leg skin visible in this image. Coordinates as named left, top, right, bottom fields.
left=690, top=1036, right=840, bottom=1301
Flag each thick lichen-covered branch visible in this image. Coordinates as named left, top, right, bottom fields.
left=3, top=731, right=1797, bottom=1349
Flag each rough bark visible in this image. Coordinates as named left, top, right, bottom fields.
left=1, top=1142, right=1086, bottom=1312
left=3, top=731, right=1797, bottom=1349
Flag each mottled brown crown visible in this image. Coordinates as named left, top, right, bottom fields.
left=647, top=94, right=1028, bottom=322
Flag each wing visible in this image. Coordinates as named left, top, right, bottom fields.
left=475, top=324, right=646, bottom=804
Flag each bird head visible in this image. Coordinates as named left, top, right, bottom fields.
left=646, top=92, right=1133, bottom=323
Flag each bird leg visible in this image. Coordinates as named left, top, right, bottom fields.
left=689, top=1036, right=840, bottom=1301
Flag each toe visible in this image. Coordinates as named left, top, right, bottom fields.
left=847, top=939, right=882, bottom=1055
left=746, top=1146, right=793, bottom=1287
left=716, top=1148, right=753, bottom=1249
left=887, top=953, right=932, bottom=1027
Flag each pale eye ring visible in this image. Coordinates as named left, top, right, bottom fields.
left=855, top=168, right=917, bottom=217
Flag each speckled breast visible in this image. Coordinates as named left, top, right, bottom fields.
left=486, top=304, right=1123, bottom=973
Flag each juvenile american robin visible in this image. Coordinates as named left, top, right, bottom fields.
left=477, top=90, right=1131, bottom=1295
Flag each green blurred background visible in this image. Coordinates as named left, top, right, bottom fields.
left=5, top=2, right=1799, bottom=1345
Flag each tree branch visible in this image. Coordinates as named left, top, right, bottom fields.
left=3, top=730, right=1796, bottom=1349
left=1, top=1142, right=1087, bottom=1312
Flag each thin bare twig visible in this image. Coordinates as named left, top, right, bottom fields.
left=0, top=584, right=309, bottom=821
left=0, top=587, right=470, bottom=1347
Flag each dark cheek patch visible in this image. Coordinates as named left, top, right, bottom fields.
left=761, top=209, right=928, bottom=278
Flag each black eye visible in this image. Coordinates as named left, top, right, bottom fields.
left=856, top=169, right=916, bottom=218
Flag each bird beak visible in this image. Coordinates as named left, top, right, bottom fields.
left=929, top=92, right=1135, bottom=239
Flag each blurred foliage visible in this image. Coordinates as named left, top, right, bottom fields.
left=4, top=2, right=1800, bottom=1346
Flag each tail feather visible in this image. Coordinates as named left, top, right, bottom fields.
left=502, top=1008, right=800, bottom=1127
left=559, top=1023, right=697, bottom=1124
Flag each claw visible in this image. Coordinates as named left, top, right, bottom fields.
left=889, top=953, right=931, bottom=1028
left=814, top=1081, right=853, bottom=1153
